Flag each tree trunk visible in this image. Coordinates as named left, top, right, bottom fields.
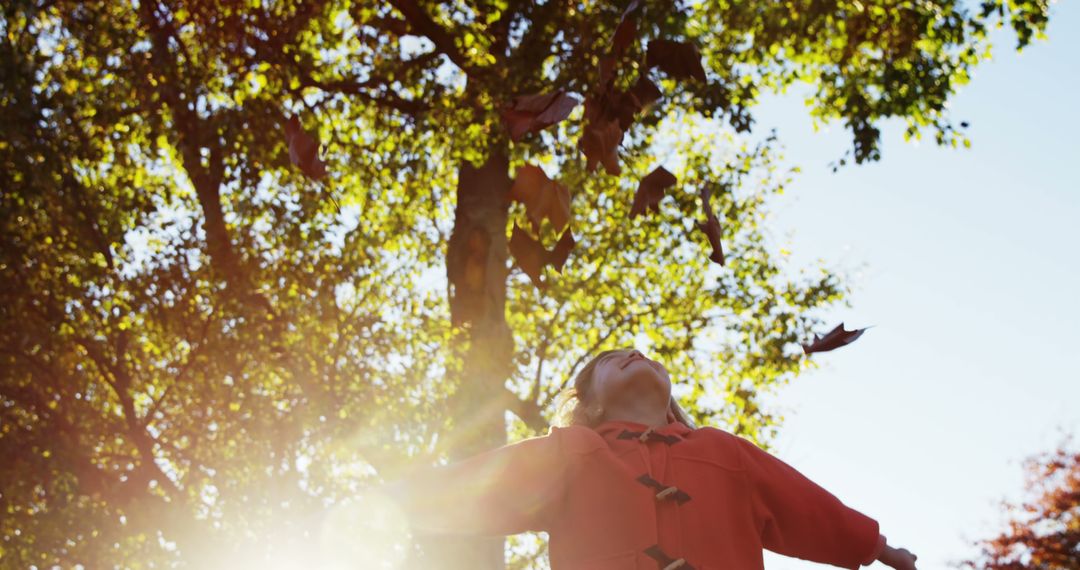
left=416, top=141, right=515, bottom=569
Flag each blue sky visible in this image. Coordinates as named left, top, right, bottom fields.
left=739, top=1, right=1079, bottom=568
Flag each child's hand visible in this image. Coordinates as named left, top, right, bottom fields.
left=878, top=544, right=918, bottom=570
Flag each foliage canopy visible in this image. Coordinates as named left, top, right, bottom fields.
left=0, top=0, right=1051, bottom=567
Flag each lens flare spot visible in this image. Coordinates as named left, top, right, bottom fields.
left=319, top=488, right=412, bottom=570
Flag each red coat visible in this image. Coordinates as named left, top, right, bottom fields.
left=386, top=419, right=886, bottom=569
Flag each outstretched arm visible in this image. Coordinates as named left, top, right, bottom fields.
left=379, top=428, right=570, bottom=537
left=733, top=436, right=915, bottom=569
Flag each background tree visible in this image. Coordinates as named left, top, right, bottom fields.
left=957, top=434, right=1079, bottom=569
left=0, top=0, right=1052, bottom=568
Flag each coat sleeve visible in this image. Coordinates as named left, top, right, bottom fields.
left=379, top=427, right=572, bottom=537
left=732, top=436, right=887, bottom=569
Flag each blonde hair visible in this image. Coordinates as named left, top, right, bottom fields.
left=551, top=347, right=697, bottom=429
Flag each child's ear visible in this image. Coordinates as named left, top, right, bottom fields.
left=666, top=408, right=676, bottom=423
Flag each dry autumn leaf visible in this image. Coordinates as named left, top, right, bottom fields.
left=628, top=74, right=662, bottom=117
left=284, top=115, right=327, bottom=180
left=610, top=0, right=642, bottom=58
left=592, top=76, right=660, bottom=131
left=646, top=39, right=707, bottom=82
left=696, top=184, right=725, bottom=265
left=579, top=74, right=659, bottom=175
left=578, top=107, right=624, bottom=175
left=801, top=322, right=871, bottom=354
left=500, top=90, right=581, bottom=142
left=548, top=226, right=575, bottom=273
left=582, top=5, right=670, bottom=178
left=600, top=0, right=642, bottom=86
left=630, top=165, right=677, bottom=218
left=508, top=223, right=576, bottom=290
left=598, top=54, right=617, bottom=88
left=509, top=164, right=571, bottom=233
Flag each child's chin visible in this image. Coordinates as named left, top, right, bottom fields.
left=623, top=368, right=668, bottom=389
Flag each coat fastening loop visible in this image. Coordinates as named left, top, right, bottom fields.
left=644, top=544, right=696, bottom=570
left=617, top=428, right=682, bottom=445
left=636, top=474, right=692, bottom=505
left=656, top=486, right=680, bottom=500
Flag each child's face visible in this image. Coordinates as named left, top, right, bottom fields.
left=591, top=348, right=672, bottom=416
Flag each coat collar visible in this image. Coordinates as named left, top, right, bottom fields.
left=593, top=419, right=694, bottom=445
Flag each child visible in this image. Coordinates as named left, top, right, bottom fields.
left=382, top=347, right=918, bottom=569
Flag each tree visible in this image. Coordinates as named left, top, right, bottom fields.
left=958, top=434, right=1079, bottom=569
left=0, top=0, right=1053, bottom=568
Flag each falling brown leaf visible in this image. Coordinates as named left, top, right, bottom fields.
left=630, top=166, right=677, bottom=218
left=577, top=100, right=624, bottom=175
left=582, top=5, right=670, bottom=177
left=698, top=216, right=725, bottom=265
left=509, top=224, right=547, bottom=289
left=629, top=74, right=662, bottom=115
left=599, top=0, right=643, bottom=87
left=595, top=76, right=660, bottom=131
left=508, top=223, right=576, bottom=290
left=605, top=87, right=643, bottom=131
left=549, top=226, right=575, bottom=273
left=610, top=0, right=642, bottom=58
left=500, top=90, right=581, bottom=142
left=610, top=92, right=639, bottom=131
left=598, top=54, right=617, bottom=88
left=508, top=164, right=571, bottom=233
left=801, top=322, right=871, bottom=354
left=696, top=184, right=725, bottom=265
left=646, top=39, right=707, bottom=82
left=579, top=72, right=660, bottom=174
left=284, top=115, right=327, bottom=180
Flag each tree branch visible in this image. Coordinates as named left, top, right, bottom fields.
left=136, top=0, right=254, bottom=300
left=503, top=387, right=549, bottom=433
left=388, top=0, right=482, bottom=77
left=528, top=299, right=567, bottom=405
left=294, top=75, right=430, bottom=116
